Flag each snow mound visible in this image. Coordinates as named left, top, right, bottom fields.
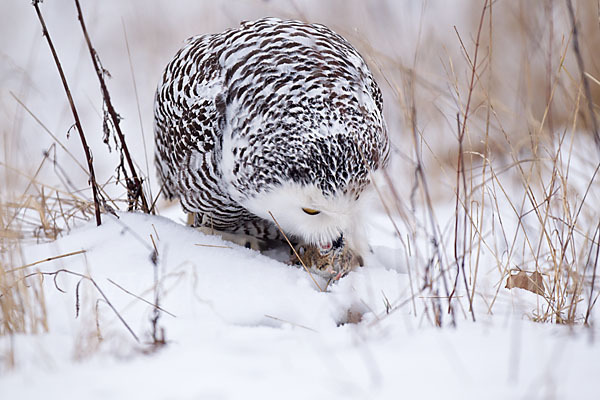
left=1, top=212, right=599, bottom=399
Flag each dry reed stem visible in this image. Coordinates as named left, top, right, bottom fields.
left=374, top=170, right=417, bottom=316
left=450, top=0, right=488, bottom=322
left=566, top=0, right=600, bottom=154
left=405, top=72, right=455, bottom=327
left=470, top=0, right=494, bottom=313
left=7, top=250, right=86, bottom=273
left=106, top=278, right=176, bottom=318
left=454, top=20, right=590, bottom=323
left=10, top=92, right=89, bottom=175
left=121, top=20, right=153, bottom=203
left=194, top=243, right=232, bottom=249
left=31, top=1, right=102, bottom=226
left=264, top=314, right=317, bottom=332
left=267, top=211, right=323, bottom=292
left=74, top=0, right=150, bottom=213
left=436, top=1, right=600, bottom=324
left=21, top=269, right=139, bottom=342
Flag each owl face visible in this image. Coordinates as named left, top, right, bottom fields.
left=241, top=181, right=366, bottom=253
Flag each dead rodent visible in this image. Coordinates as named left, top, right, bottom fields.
left=289, top=244, right=363, bottom=280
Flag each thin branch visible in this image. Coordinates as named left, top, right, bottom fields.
left=566, top=0, right=600, bottom=154
left=122, top=19, right=152, bottom=202
left=449, top=0, right=488, bottom=322
left=406, top=71, right=454, bottom=326
left=584, top=223, right=600, bottom=325
left=24, top=269, right=139, bottom=342
left=268, top=211, right=323, bottom=292
left=194, top=243, right=232, bottom=249
left=32, top=0, right=102, bottom=226
left=7, top=249, right=87, bottom=273
left=74, top=0, right=150, bottom=213
left=107, top=278, right=176, bottom=318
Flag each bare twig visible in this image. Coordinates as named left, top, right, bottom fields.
left=122, top=20, right=152, bottom=202
left=264, top=314, right=317, bottom=332
left=374, top=170, right=417, bottom=316
left=406, top=70, right=454, bottom=327
left=584, top=223, right=600, bottom=325
left=268, top=211, right=323, bottom=292
left=7, top=249, right=87, bottom=273
left=149, top=239, right=165, bottom=347
left=566, top=0, right=600, bottom=154
left=149, top=184, right=166, bottom=214
left=74, top=0, right=150, bottom=213
left=194, top=243, right=232, bottom=249
left=450, top=1, right=488, bottom=322
left=23, top=269, right=139, bottom=342
left=10, top=92, right=88, bottom=175
left=107, top=278, right=176, bottom=318
left=453, top=113, right=476, bottom=322
left=31, top=0, right=102, bottom=226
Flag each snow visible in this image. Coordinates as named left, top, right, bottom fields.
left=1, top=211, right=599, bottom=399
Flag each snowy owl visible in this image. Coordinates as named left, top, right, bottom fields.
left=154, top=17, right=389, bottom=255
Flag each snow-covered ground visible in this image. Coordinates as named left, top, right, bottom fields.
left=1, top=210, right=599, bottom=399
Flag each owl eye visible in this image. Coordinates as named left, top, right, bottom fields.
left=302, top=208, right=321, bottom=215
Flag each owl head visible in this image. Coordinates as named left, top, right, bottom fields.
left=241, top=180, right=374, bottom=255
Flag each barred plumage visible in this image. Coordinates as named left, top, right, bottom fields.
left=154, top=17, right=389, bottom=252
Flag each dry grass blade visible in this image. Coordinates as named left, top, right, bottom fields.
left=406, top=73, right=454, bottom=327
left=22, top=269, right=139, bottom=343
left=264, top=314, right=317, bottom=332
left=194, top=243, right=232, bottom=249
left=268, top=211, right=323, bottom=292
left=7, top=249, right=87, bottom=273
left=449, top=0, right=489, bottom=323
left=9, top=92, right=88, bottom=175
left=31, top=0, right=102, bottom=226
left=107, top=278, right=176, bottom=318
left=74, top=0, right=150, bottom=213
left=584, top=223, right=600, bottom=325
left=375, top=170, right=417, bottom=316
left=122, top=19, right=153, bottom=202
left=566, top=0, right=600, bottom=154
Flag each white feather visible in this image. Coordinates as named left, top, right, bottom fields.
left=241, top=181, right=372, bottom=255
